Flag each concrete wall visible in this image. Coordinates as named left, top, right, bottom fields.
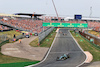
left=38, top=27, right=54, bottom=43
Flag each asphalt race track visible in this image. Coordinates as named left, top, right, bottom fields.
left=31, top=29, right=86, bottom=67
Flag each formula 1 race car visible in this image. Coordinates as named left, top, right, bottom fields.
left=59, top=31, right=62, bottom=33
left=56, top=54, right=70, bottom=61
left=63, top=33, right=67, bottom=35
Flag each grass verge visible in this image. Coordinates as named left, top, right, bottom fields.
left=30, top=29, right=57, bottom=47
left=0, top=30, right=21, bottom=39
left=0, top=40, right=38, bottom=64
left=0, top=37, right=39, bottom=66
left=0, top=61, right=40, bottom=67
left=70, top=31, right=100, bottom=61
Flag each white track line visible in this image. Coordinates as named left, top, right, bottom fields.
left=25, top=29, right=59, bottom=67
left=68, top=30, right=87, bottom=67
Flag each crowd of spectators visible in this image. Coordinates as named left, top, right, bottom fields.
left=1, top=17, right=48, bottom=33
left=88, top=21, right=100, bottom=28
left=65, top=21, right=86, bottom=23
left=41, top=16, right=65, bottom=23
left=0, top=16, right=65, bottom=33
left=67, top=21, right=100, bottom=32
left=0, top=25, right=9, bottom=30
left=66, top=21, right=100, bottom=32
left=1, top=16, right=100, bottom=33
left=88, top=21, right=100, bottom=31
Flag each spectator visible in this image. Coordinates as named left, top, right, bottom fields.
left=19, top=39, right=21, bottom=43
left=13, top=34, right=16, bottom=38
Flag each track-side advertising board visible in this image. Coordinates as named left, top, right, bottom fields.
left=43, top=22, right=88, bottom=27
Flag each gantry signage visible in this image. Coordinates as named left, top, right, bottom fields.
left=43, top=22, right=88, bottom=27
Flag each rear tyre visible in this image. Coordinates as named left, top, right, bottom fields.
left=56, top=57, right=59, bottom=61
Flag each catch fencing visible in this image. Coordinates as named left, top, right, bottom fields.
left=0, top=34, right=8, bottom=43
left=38, top=27, right=54, bottom=43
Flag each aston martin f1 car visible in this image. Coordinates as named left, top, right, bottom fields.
left=56, top=54, right=70, bottom=61
left=63, top=33, right=67, bottom=35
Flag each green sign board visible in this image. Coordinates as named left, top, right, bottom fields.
left=90, top=38, right=94, bottom=42
left=46, top=39, right=49, bottom=41
left=43, top=22, right=88, bottom=27
left=80, top=39, right=83, bottom=42
left=76, top=35, right=78, bottom=37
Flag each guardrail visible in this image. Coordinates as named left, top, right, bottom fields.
left=0, top=21, right=28, bottom=32
left=84, top=31, right=99, bottom=39
left=79, top=31, right=100, bottom=50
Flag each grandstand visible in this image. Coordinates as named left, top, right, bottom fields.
left=0, top=25, right=9, bottom=31
left=64, top=17, right=100, bottom=32
left=0, top=13, right=48, bottom=33
left=1, top=13, right=100, bottom=34
left=0, top=13, right=65, bottom=34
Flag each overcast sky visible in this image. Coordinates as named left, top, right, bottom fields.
left=0, top=0, right=100, bottom=17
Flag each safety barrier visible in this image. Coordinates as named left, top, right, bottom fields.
left=0, top=34, right=8, bottom=43
left=79, top=31, right=100, bottom=50
left=38, top=27, right=54, bottom=43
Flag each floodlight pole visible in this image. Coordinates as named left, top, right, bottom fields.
left=89, top=7, right=92, bottom=18
left=52, top=0, right=59, bottom=19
